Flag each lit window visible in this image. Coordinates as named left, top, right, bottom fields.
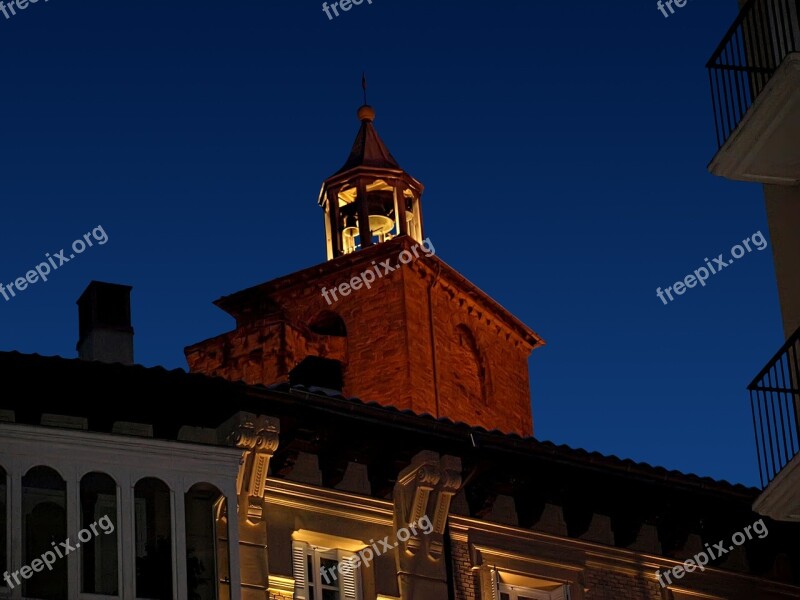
left=292, top=541, right=360, bottom=600
left=499, top=582, right=571, bottom=600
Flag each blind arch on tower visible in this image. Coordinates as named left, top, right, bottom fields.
left=453, top=324, right=487, bottom=406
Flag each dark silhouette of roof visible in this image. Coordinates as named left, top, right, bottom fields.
left=0, top=350, right=754, bottom=498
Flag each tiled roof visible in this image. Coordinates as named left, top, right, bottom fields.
left=331, top=108, right=402, bottom=177
left=271, top=383, right=757, bottom=498
left=0, top=351, right=753, bottom=498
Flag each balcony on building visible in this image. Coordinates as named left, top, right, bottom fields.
left=707, top=0, right=800, bottom=184
left=750, top=326, right=800, bottom=521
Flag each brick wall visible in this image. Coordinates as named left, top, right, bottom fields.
left=400, top=260, right=536, bottom=434
left=187, top=240, right=540, bottom=435
left=584, top=568, right=664, bottom=600
left=450, top=539, right=478, bottom=600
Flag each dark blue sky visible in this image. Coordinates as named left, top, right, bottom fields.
left=0, top=0, right=779, bottom=486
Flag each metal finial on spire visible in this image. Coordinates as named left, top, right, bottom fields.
left=357, top=73, right=375, bottom=121
left=362, top=72, right=367, bottom=105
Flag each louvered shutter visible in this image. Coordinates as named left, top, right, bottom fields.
left=338, top=550, right=360, bottom=599
left=549, top=584, right=571, bottom=600
left=292, top=541, right=308, bottom=600
left=487, top=567, right=499, bottom=600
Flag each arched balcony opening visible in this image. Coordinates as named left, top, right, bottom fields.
left=80, top=472, right=119, bottom=595
left=185, top=482, right=230, bottom=600
left=134, top=477, right=172, bottom=600
left=22, top=466, right=67, bottom=600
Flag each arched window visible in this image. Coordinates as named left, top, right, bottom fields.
left=80, top=472, right=118, bottom=594
left=309, top=311, right=347, bottom=337
left=134, top=478, right=172, bottom=600
left=185, top=483, right=228, bottom=600
left=289, top=356, right=344, bottom=391
left=0, top=466, right=7, bottom=583
left=22, top=466, right=67, bottom=600
left=453, top=325, right=487, bottom=405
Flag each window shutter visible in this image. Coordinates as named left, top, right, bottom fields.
left=292, top=541, right=308, bottom=600
left=488, top=567, right=499, bottom=600
left=549, top=584, right=571, bottom=600
left=338, top=550, right=359, bottom=599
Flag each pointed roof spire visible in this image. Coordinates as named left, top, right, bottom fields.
left=318, top=89, right=425, bottom=257
left=331, top=76, right=403, bottom=176
left=333, top=103, right=402, bottom=176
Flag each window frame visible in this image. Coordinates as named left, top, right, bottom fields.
left=293, top=540, right=361, bottom=600
left=499, top=582, right=571, bottom=600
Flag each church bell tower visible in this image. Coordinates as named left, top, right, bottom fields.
left=320, top=104, right=424, bottom=258
left=186, top=100, right=544, bottom=436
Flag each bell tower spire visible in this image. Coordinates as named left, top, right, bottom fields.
left=318, top=95, right=424, bottom=260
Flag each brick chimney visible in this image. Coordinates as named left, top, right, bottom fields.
left=76, top=281, right=134, bottom=364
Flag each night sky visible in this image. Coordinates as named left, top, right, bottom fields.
left=0, top=0, right=779, bottom=487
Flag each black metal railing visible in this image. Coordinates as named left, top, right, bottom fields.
left=749, top=327, right=800, bottom=488
left=707, top=0, right=800, bottom=148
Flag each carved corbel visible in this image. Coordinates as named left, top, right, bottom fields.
left=394, top=451, right=462, bottom=561
left=221, top=412, right=280, bottom=524
left=428, top=456, right=461, bottom=559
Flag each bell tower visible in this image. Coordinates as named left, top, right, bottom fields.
left=186, top=100, right=544, bottom=436
left=320, top=104, right=424, bottom=258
